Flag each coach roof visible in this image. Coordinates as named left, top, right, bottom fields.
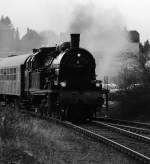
left=0, top=54, right=31, bottom=68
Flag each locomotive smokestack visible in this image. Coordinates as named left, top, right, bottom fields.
left=70, top=34, right=80, bottom=48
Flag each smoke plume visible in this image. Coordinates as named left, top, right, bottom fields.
left=68, top=3, right=129, bottom=78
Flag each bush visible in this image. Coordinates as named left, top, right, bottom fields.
left=111, top=85, right=150, bottom=119
left=0, top=107, right=20, bottom=142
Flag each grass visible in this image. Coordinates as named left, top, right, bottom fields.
left=0, top=106, right=140, bottom=164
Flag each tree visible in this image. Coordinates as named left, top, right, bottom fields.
left=143, top=40, right=150, bottom=53
left=116, top=39, right=150, bottom=90
left=21, top=28, right=43, bottom=52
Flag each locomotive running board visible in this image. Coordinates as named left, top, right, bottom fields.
left=29, top=89, right=54, bottom=95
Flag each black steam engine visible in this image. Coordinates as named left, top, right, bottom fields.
left=0, top=34, right=108, bottom=121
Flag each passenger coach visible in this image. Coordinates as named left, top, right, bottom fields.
left=0, top=54, right=31, bottom=104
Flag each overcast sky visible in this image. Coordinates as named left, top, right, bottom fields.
left=0, top=0, right=149, bottom=42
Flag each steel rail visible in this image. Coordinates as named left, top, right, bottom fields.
left=92, top=121, right=150, bottom=144
left=103, top=122, right=150, bottom=135
left=94, top=117, right=150, bottom=129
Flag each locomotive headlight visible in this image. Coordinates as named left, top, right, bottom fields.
left=96, top=80, right=102, bottom=88
left=96, top=82, right=100, bottom=87
left=60, top=81, right=66, bottom=87
left=77, top=53, right=81, bottom=57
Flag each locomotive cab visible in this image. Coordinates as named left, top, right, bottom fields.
left=25, top=47, right=57, bottom=90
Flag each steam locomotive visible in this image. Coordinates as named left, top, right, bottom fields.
left=0, top=34, right=108, bottom=121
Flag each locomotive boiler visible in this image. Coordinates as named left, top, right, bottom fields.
left=0, top=34, right=108, bottom=121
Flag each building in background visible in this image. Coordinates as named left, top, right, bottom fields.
left=125, top=30, right=140, bottom=55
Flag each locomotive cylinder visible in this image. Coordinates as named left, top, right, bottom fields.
left=71, top=34, right=80, bottom=48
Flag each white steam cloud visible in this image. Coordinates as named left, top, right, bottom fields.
left=68, top=3, right=130, bottom=78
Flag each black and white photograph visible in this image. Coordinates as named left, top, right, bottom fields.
left=0, top=0, right=150, bottom=163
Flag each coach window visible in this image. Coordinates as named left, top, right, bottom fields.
left=8, top=68, right=11, bottom=80
left=6, top=68, right=8, bottom=80
left=10, top=68, right=13, bottom=74
left=10, top=68, right=12, bottom=80
left=2, top=69, right=4, bottom=80
left=13, top=68, right=16, bottom=74
left=0, top=69, right=1, bottom=80
left=1, top=69, right=3, bottom=80
left=9, top=68, right=16, bottom=80
left=13, top=68, right=16, bottom=80
left=8, top=68, right=10, bottom=80
left=4, top=68, right=6, bottom=80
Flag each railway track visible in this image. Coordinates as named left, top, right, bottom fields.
left=94, top=117, right=150, bottom=136
left=94, top=117, right=150, bottom=129
left=92, top=121, right=150, bottom=142
left=22, top=111, right=150, bottom=163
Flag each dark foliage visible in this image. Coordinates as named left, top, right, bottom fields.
left=111, top=85, right=150, bottom=119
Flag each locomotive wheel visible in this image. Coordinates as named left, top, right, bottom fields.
left=66, top=106, right=85, bottom=122
left=67, top=105, right=93, bottom=122
left=60, top=108, right=68, bottom=121
left=60, top=110, right=65, bottom=121
left=14, top=99, right=20, bottom=111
